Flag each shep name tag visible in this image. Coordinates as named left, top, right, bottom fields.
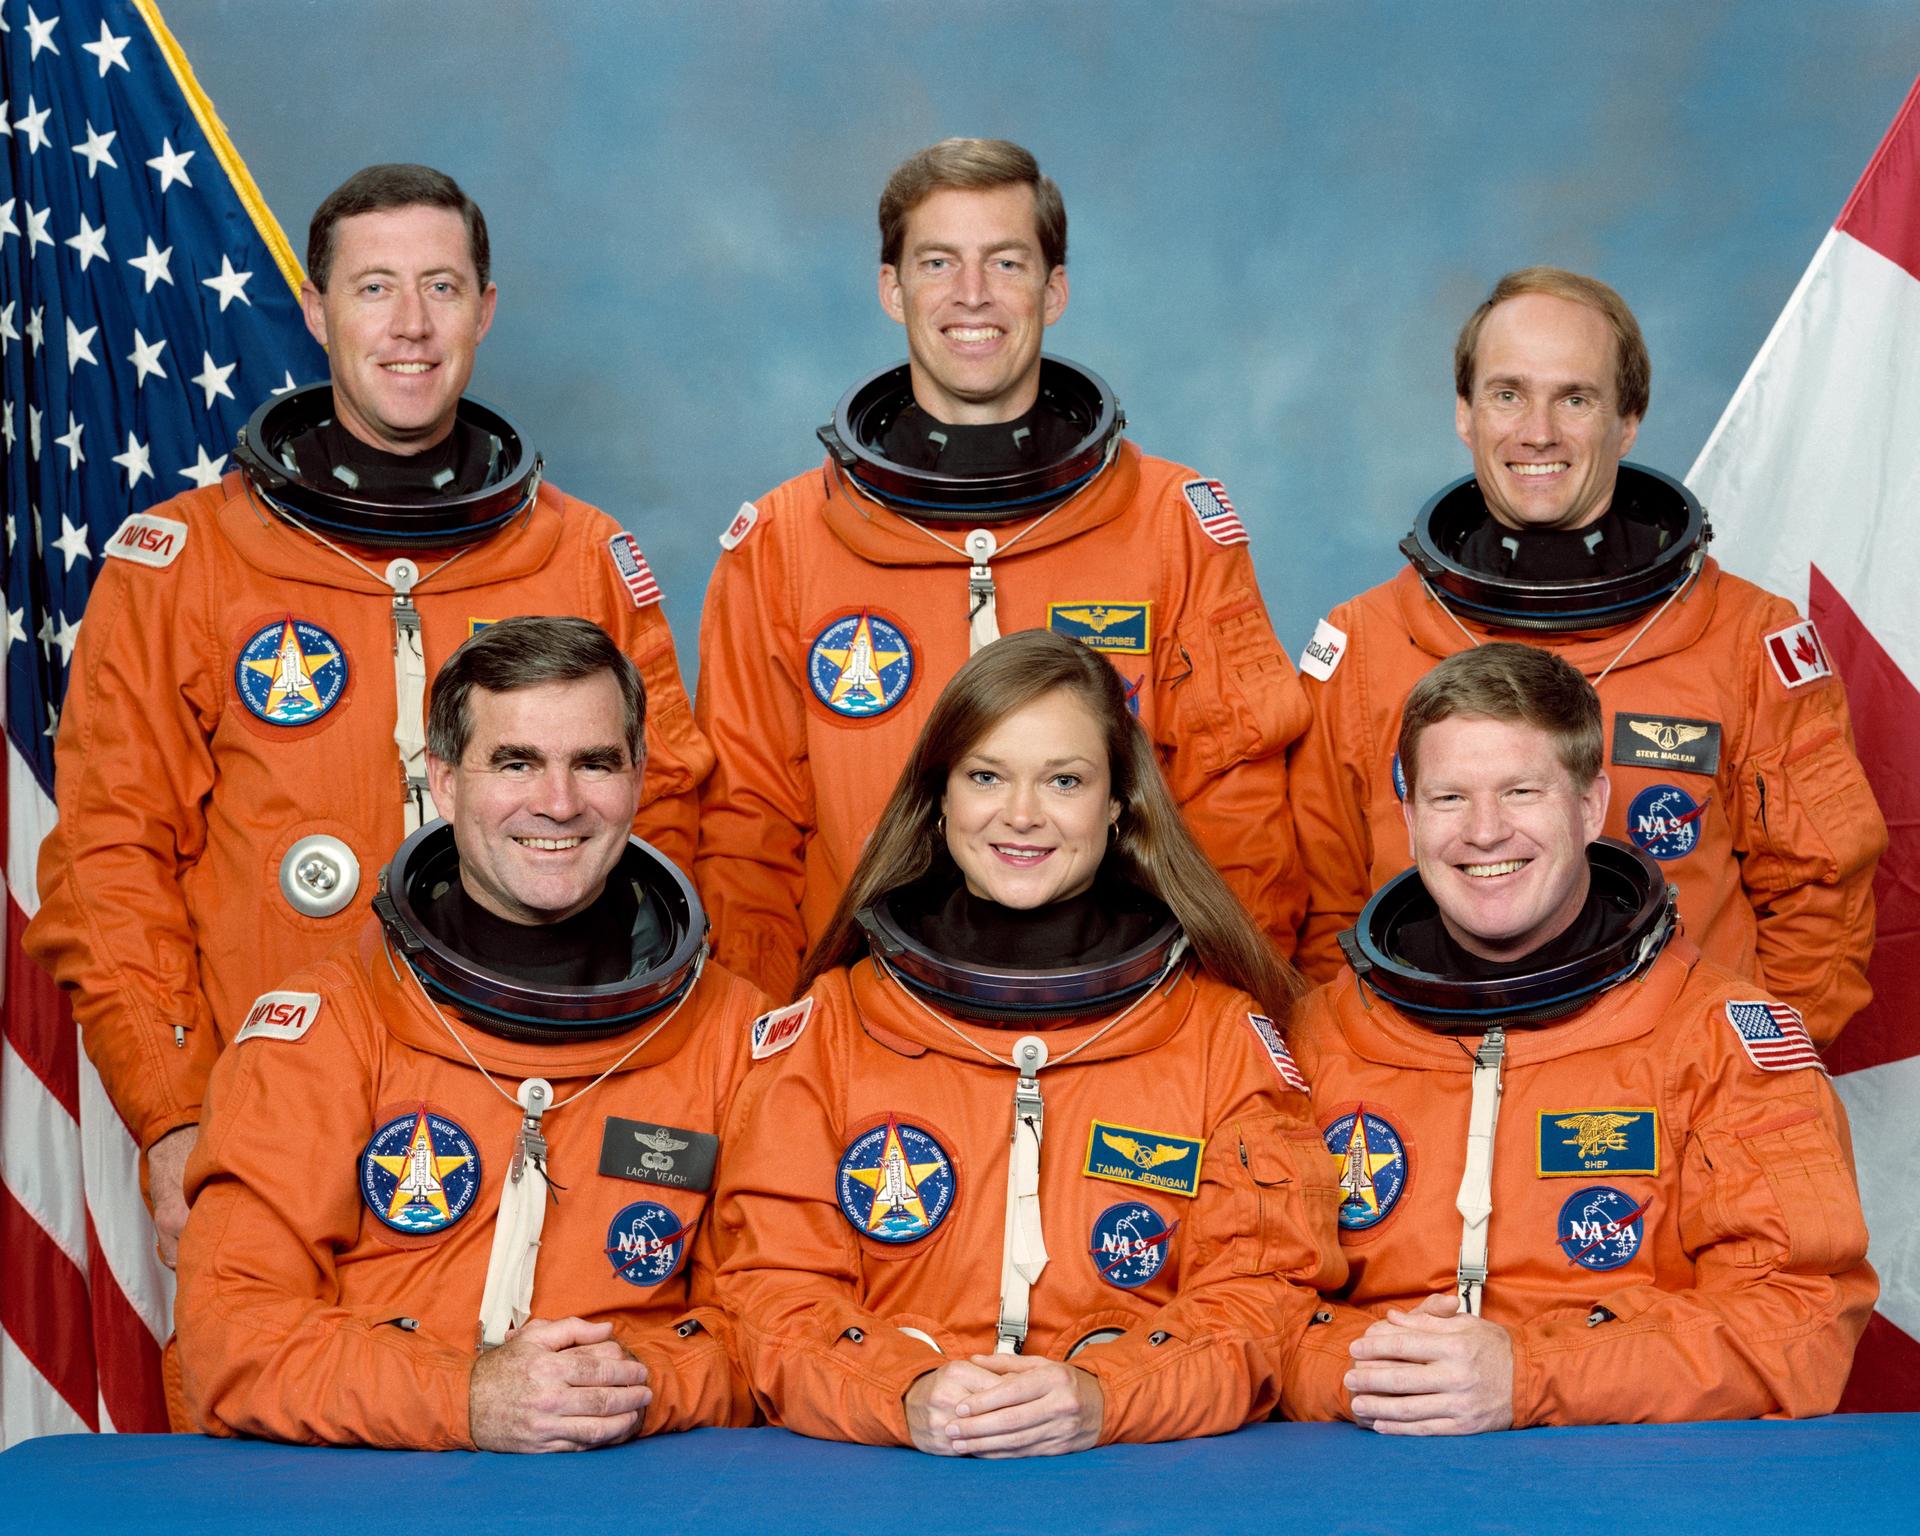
left=598, top=1116, right=719, bottom=1192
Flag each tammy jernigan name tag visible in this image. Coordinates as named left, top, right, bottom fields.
left=598, top=1116, right=719, bottom=1192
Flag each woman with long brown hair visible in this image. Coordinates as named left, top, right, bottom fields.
left=715, top=630, right=1342, bottom=1456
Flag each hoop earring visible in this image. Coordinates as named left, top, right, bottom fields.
left=936, top=814, right=947, bottom=838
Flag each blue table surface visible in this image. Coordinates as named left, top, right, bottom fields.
left=4, top=1416, right=1916, bottom=1535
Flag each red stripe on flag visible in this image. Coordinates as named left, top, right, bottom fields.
left=1809, top=565, right=1920, bottom=1078
left=2, top=898, right=81, bottom=1120
left=0, top=1182, right=100, bottom=1430
left=1836, top=75, right=1920, bottom=283
left=84, top=1216, right=168, bottom=1434
left=1838, top=1310, right=1920, bottom=1413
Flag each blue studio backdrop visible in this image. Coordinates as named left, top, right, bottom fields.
left=161, top=0, right=1920, bottom=678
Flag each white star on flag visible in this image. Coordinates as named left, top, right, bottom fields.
left=127, top=329, right=168, bottom=386
left=25, top=202, right=53, bottom=253
left=0, top=301, right=16, bottom=355
left=271, top=370, right=298, bottom=395
left=5, top=608, right=25, bottom=650
left=81, top=19, right=133, bottom=76
left=201, top=254, right=253, bottom=311
left=111, top=433, right=154, bottom=489
left=28, top=403, right=41, bottom=457
left=51, top=516, right=92, bottom=571
left=1, top=400, right=13, bottom=451
left=26, top=305, right=43, bottom=351
left=146, top=137, right=194, bottom=192
left=24, top=7, right=58, bottom=60
left=0, top=198, right=17, bottom=247
left=53, top=412, right=83, bottom=467
left=13, top=95, right=52, bottom=154
left=192, top=350, right=237, bottom=407
left=65, top=316, right=99, bottom=370
left=65, top=211, right=111, bottom=271
left=127, top=236, right=174, bottom=291
left=72, top=122, right=118, bottom=178
left=52, top=614, right=81, bottom=665
left=179, top=444, right=229, bottom=488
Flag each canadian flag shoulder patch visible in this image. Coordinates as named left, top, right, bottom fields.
left=1298, top=617, right=1348, bottom=682
left=1762, top=620, right=1832, bottom=689
left=234, top=990, right=323, bottom=1044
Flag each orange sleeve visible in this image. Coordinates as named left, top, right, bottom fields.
left=1286, top=599, right=1378, bottom=982
left=175, top=967, right=476, bottom=1447
left=618, top=1308, right=755, bottom=1434
left=1509, top=1050, right=1874, bottom=1426
left=692, top=495, right=815, bottom=1000
left=1154, top=497, right=1313, bottom=954
left=1727, top=604, right=1886, bottom=1046
left=26, top=535, right=223, bottom=1152
left=573, top=500, right=714, bottom=872
left=1073, top=999, right=1347, bottom=1441
left=709, top=989, right=942, bottom=1444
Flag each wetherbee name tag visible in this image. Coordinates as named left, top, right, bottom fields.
left=1083, top=1120, right=1205, bottom=1199
left=599, top=1116, right=719, bottom=1192
left=1537, top=1108, right=1659, bottom=1177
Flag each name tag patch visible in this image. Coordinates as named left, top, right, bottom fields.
left=598, top=1116, right=719, bottom=1192
left=1537, top=1108, right=1658, bottom=1177
left=1047, top=602, right=1151, bottom=654
left=1084, top=1120, right=1204, bottom=1199
left=1611, top=713, right=1721, bottom=775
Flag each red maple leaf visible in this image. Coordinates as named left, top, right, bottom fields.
left=1794, top=631, right=1819, bottom=667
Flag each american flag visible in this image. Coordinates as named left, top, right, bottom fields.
left=1244, top=1011, right=1309, bottom=1094
left=1724, top=1001, right=1828, bottom=1077
left=1181, top=477, right=1248, bottom=547
left=1, top=0, right=323, bottom=1445
left=608, top=529, right=662, bottom=609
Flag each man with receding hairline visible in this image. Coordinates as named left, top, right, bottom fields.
left=1289, top=265, right=1884, bottom=1046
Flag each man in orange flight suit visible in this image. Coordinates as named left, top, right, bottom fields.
left=695, top=139, right=1308, bottom=999
left=178, top=618, right=762, bottom=1449
left=1288, top=267, right=1884, bottom=1045
left=713, top=960, right=1345, bottom=1447
left=1284, top=645, right=1873, bottom=1432
left=28, top=166, right=710, bottom=1270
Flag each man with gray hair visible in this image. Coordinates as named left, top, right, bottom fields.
left=177, top=617, right=769, bottom=1450
left=1284, top=643, right=1873, bottom=1432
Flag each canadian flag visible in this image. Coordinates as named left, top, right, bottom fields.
left=1689, top=74, right=1920, bottom=1411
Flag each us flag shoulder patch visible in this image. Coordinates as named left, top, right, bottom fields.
left=1763, top=620, right=1832, bottom=689
left=1182, top=479, right=1248, bottom=547
left=607, top=532, right=663, bottom=608
left=1724, top=1000, right=1827, bottom=1075
left=1245, top=1012, right=1309, bottom=1093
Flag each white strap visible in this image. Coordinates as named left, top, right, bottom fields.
left=1454, top=1027, right=1506, bottom=1317
left=394, top=617, right=430, bottom=834
left=996, top=1036, right=1050, bottom=1353
left=478, top=1079, right=553, bottom=1349
left=966, top=529, right=1001, bottom=655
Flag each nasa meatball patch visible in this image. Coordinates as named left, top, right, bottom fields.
left=1089, top=1201, right=1175, bottom=1290
left=1626, top=784, right=1707, bottom=862
left=104, top=512, right=188, bottom=569
left=358, top=1108, right=481, bottom=1235
left=233, top=990, right=323, bottom=1044
left=605, top=1200, right=693, bottom=1287
left=1555, top=1185, right=1648, bottom=1271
